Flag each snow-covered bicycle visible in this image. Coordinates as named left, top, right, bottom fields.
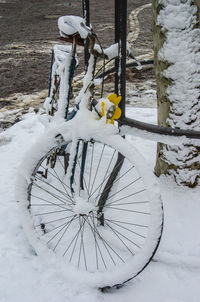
left=16, top=15, right=164, bottom=289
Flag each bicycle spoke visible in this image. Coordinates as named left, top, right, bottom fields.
left=105, top=177, right=142, bottom=202
left=105, top=222, right=135, bottom=256
left=90, top=212, right=99, bottom=270
left=86, top=215, right=124, bottom=264
left=105, top=221, right=141, bottom=249
left=105, top=196, right=148, bottom=208
left=41, top=164, right=73, bottom=200
left=44, top=221, right=70, bottom=236
left=34, top=209, right=71, bottom=216
left=89, top=144, right=105, bottom=196
left=52, top=166, right=74, bottom=201
left=82, top=221, right=87, bottom=271
left=103, top=218, right=148, bottom=228
left=35, top=214, right=74, bottom=227
left=78, top=217, right=87, bottom=270
left=46, top=215, right=77, bottom=244
left=77, top=217, right=83, bottom=268
left=31, top=203, right=66, bottom=207
left=32, top=183, right=69, bottom=205
left=105, top=219, right=146, bottom=239
left=30, top=193, right=69, bottom=211
left=63, top=218, right=84, bottom=257
left=57, top=156, right=77, bottom=188
left=105, top=206, right=150, bottom=215
left=53, top=215, right=76, bottom=251
left=92, top=162, right=134, bottom=204
left=40, top=162, right=73, bottom=201
left=34, top=174, right=73, bottom=205
left=84, top=215, right=108, bottom=269
left=41, top=216, right=77, bottom=236
left=89, top=154, right=124, bottom=199
left=69, top=217, right=83, bottom=263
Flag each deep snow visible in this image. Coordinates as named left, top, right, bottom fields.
left=0, top=108, right=200, bottom=301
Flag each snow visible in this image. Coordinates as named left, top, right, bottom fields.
left=156, top=0, right=200, bottom=185
left=0, top=107, right=200, bottom=301
left=44, top=44, right=73, bottom=120
left=102, top=43, right=130, bottom=60
left=58, top=16, right=89, bottom=39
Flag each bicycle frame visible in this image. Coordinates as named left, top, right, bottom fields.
left=20, top=3, right=165, bottom=287
left=46, top=0, right=200, bottom=225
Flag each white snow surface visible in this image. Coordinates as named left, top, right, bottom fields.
left=0, top=107, right=200, bottom=301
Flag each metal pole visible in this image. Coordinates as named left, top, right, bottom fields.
left=82, top=0, right=90, bottom=68
left=115, top=0, right=120, bottom=96
left=115, top=0, right=127, bottom=120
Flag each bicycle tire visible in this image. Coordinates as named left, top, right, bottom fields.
left=17, top=133, right=163, bottom=288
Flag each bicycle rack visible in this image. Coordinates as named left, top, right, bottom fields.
left=82, top=0, right=200, bottom=140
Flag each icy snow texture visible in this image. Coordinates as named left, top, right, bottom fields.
left=44, top=45, right=72, bottom=120
left=157, top=0, right=200, bottom=185
left=0, top=109, right=200, bottom=301
left=157, top=0, right=200, bottom=129
left=58, top=15, right=88, bottom=39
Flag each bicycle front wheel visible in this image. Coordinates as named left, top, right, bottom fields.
left=20, top=134, right=163, bottom=288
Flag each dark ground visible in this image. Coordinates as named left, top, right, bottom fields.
left=0, top=0, right=153, bottom=99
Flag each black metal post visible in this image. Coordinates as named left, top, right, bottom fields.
left=115, top=0, right=127, bottom=120
left=81, top=0, right=90, bottom=191
left=82, top=0, right=90, bottom=68
left=115, top=0, right=120, bottom=96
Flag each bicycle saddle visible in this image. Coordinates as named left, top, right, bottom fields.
left=58, top=15, right=89, bottom=38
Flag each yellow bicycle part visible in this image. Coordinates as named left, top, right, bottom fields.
left=107, top=93, right=122, bottom=106
left=100, top=95, right=122, bottom=124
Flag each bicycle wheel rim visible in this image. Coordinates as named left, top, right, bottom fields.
left=17, top=133, right=163, bottom=288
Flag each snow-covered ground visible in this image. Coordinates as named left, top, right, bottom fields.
left=0, top=108, right=200, bottom=302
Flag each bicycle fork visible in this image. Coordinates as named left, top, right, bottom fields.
left=96, top=152, right=124, bottom=226
left=69, top=141, right=124, bottom=226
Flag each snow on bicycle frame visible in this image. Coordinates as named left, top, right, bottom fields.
left=16, top=7, right=163, bottom=289
left=58, top=15, right=90, bottom=40
left=45, top=15, right=126, bottom=127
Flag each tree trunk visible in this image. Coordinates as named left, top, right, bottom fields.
left=153, top=0, right=200, bottom=187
